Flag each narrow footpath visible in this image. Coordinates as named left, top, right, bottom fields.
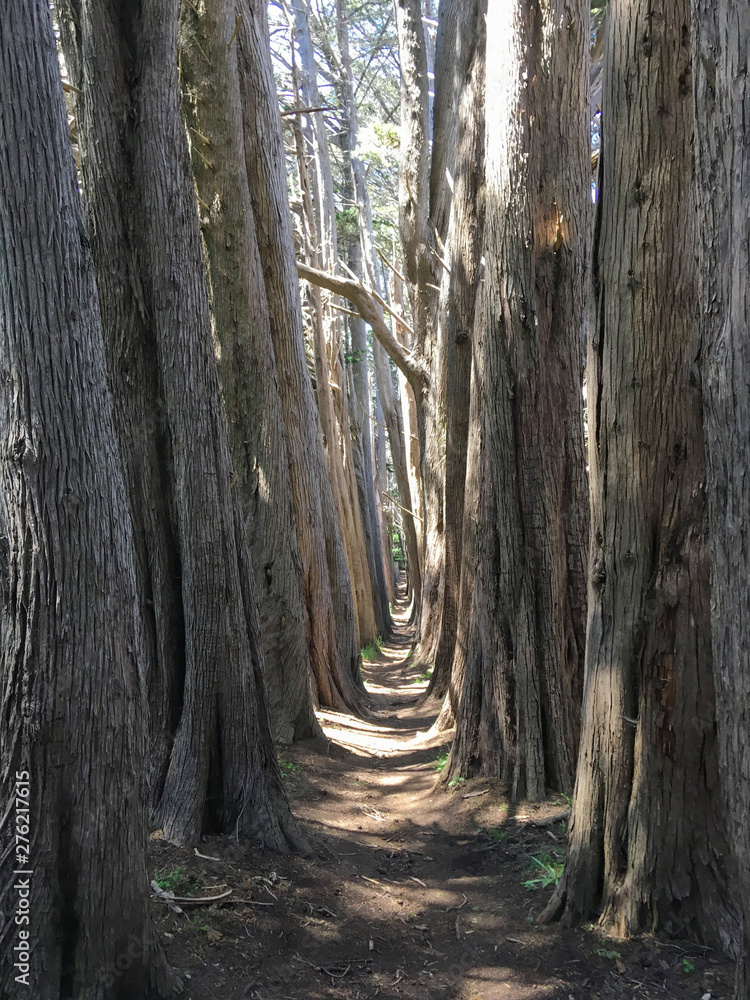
left=149, top=607, right=734, bottom=1000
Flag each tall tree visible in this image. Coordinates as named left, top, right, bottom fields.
left=542, top=0, right=736, bottom=950
left=0, top=1, right=173, bottom=993
left=178, top=0, right=319, bottom=744
left=59, top=0, right=304, bottom=849
left=693, top=2, right=750, bottom=990
left=237, top=0, right=366, bottom=713
left=447, top=0, right=589, bottom=797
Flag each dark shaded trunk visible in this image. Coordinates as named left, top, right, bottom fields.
left=448, top=0, right=589, bottom=799
left=542, top=0, right=737, bottom=951
left=178, top=0, right=318, bottom=745
left=693, top=2, right=750, bottom=987
left=0, top=2, right=173, bottom=994
left=236, top=0, right=365, bottom=712
left=59, top=0, right=305, bottom=850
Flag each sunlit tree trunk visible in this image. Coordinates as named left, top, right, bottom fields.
left=449, top=0, right=589, bottom=798
left=542, top=0, right=736, bottom=950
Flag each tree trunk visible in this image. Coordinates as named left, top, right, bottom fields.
left=347, top=241, right=394, bottom=639
left=236, top=0, right=365, bottom=712
left=335, top=0, right=420, bottom=626
left=449, top=0, right=589, bottom=799
left=59, top=0, right=305, bottom=850
left=0, top=3, right=173, bottom=993
left=178, top=0, right=318, bottom=745
left=425, top=0, right=486, bottom=701
left=542, top=0, right=736, bottom=951
left=693, top=2, right=750, bottom=987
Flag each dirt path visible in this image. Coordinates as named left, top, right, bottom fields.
left=150, top=613, right=734, bottom=1000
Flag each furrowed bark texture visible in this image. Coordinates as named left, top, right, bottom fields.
left=178, top=0, right=318, bottom=745
left=693, top=2, right=750, bottom=986
left=59, top=0, right=305, bottom=850
left=451, top=0, right=589, bottom=798
left=237, top=0, right=365, bottom=712
left=543, top=0, right=736, bottom=950
left=0, top=3, right=172, bottom=994
left=426, top=0, right=486, bottom=701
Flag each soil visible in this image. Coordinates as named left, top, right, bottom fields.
left=149, top=608, right=735, bottom=1000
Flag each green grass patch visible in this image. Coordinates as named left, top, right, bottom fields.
left=523, top=851, right=565, bottom=890
left=361, top=639, right=382, bottom=661
left=594, top=948, right=622, bottom=961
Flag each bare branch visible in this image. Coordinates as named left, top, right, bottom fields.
left=297, top=261, right=428, bottom=393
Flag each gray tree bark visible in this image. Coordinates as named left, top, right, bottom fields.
left=0, top=2, right=173, bottom=993
left=178, top=0, right=318, bottom=745
left=237, top=0, right=365, bottom=711
left=693, top=2, right=750, bottom=990
left=449, top=0, right=589, bottom=799
left=542, top=0, right=737, bottom=952
left=59, top=0, right=305, bottom=850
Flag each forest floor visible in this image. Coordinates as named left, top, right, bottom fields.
left=149, top=604, right=735, bottom=1000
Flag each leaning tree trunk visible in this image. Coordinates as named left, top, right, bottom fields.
left=178, top=0, right=318, bottom=745
left=693, top=3, right=750, bottom=989
left=448, top=0, right=589, bottom=799
left=236, top=0, right=365, bottom=712
left=542, top=0, right=737, bottom=951
left=0, top=2, right=173, bottom=994
left=58, top=0, right=305, bottom=850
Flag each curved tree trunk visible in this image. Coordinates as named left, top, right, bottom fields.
left=542, top=0, right=736, bottom=951
left=449, top=0, right=589, bottom=799
left=178, top=0, right=318, bottom=745
left=59, top=0, right=305, bottom=850
left=0, top=3, right=173, bottom=993
left=237, top=0, right=365, bottom=712
left=693, top=2, right=750, bottom=987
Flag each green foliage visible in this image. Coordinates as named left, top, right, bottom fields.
left=361, top=639, right=381, bottom=661
left=336, top=206, right=359, bottom=248
left=153, top=865, right=195, bottom=893
left=447, top=775, right=465, bottom=788
left=278, top=759, right=298, bottom=776
left=343, top=348, right=366, bottom=365
left=682, top=958, right=695, bottom=974
left=409, top=665, right=433, bottom=684
left=523, top=851, right=565, bottom=890
left=594, top=948, right=622, bottom=961
left=432, top=749, right=450, bottom=772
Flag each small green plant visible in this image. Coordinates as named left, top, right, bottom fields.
left=153, top=866, right=191, bottom=892
left=432, top=750, right=450, bottom=772
left=594, top=948, right=622, bottom=961
left=361, top=639, right=381, bottom=661
left=447, top=775, right=465, bottom=788
left=682, top=958, right=695, bottom=974
left=278, top=759, right=298, bottom=776
left=523, top=851, right=565, bottom=890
